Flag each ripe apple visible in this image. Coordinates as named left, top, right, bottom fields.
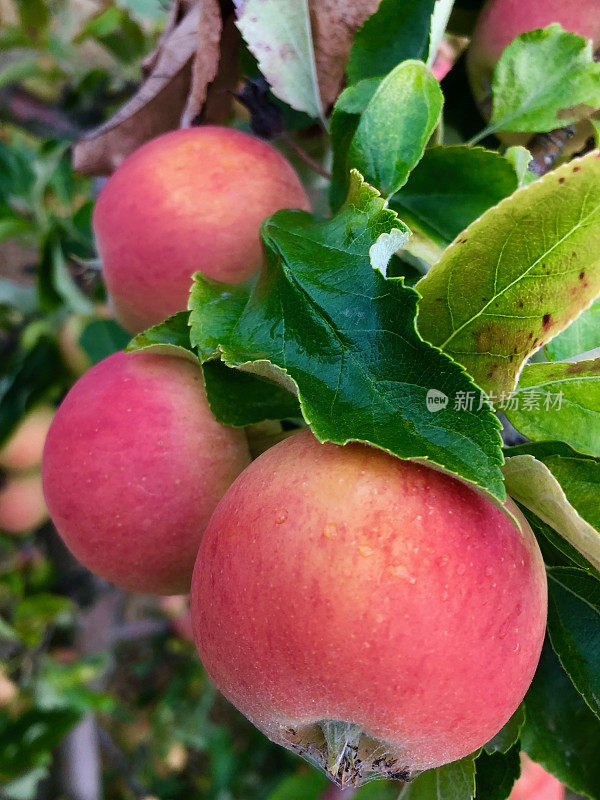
left=42, top=350, right=251, bottom=594
left=191, top=430, right=547, bottom=786
left=0, top=472, right=48, bottom=535
left=0, top=405, right=54, bottom=473
left=510, top=754, right=564, bottom=800
left=93, top=126, right=311, bottom=334
left=467, top=0, right=600, bottom=147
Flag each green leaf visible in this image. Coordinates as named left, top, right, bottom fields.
left=128, top=311, right=199, bottom=364
left=38, top=230, right=94, bottom=314
left=503, top=146, right=536, bottom=187
left=346, top=0, right=436, bottom=84
left=417, top=150, right=600, bottom=394
left=0, top=338, right=65, bottom=447
left=345, top=61, right=443, bottom=199
left=483, top=706, right=525, bottom=755
left=545, top=297, right=600, bottom=361
left=265, top=771, right=328, bottom=800
left=130, top=312, right=302, bottom=425
left=505, top=359, right=600, bottom=457
left=0, top=59, right=40, bottom=91
left=485, top=26, right=600, bottom=138
left=77, top=7, right=146, bottom=63
left=79, top=318, right=130, bottom=365
left=329, top=79, right=378, bottom=211
left=522, top=639, right=600, bottom=798
left=542, top=455, right=600, bottom=531
left=15, top=0, right=49, bottom=37
left=390, top=145, right=519, bottom=251
left=474, top=744, right=520, bottom=800
left=13, top=594, right=72, bottom=647
left=401, top=755, right=476, bottom=800
left=353, top=780, right=398, bottom=800
left=0, top=708, right=80, bottom=782
left=519, top=501, right=600, bottom=578
left=0, top=616, right=18, bottom=642
left=547, top=567, right=600, bottom=720
left=427, top=0, right=455, bottom=69
left=502, top=454, right=600, bottom=572
left=202, top=361, right=301, bottom=427
left=234, top=0, right=325, bottom=125
left=34, top=655, right=114, bottom=714
left=1, top=766, right=49, bottom=800
left=189, top=173, right=505, bottom=500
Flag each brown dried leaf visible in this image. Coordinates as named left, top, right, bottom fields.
left=73, top=0, right=222, bottom=175
left=201, top=13, right=241, bottom=126
left=309, top=0, right=381, bottom=109
left=181, top=0, right=223, bottom=126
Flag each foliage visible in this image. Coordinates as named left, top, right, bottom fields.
left=1, top=0, right=600, bottom=798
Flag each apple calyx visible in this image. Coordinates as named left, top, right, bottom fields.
left=283, top=720, right=412, bottom=787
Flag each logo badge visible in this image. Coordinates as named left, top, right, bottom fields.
left=426, top=389, right=448, bottom=413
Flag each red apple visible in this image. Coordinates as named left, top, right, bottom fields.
left=191, top=430, right=547, bottom=786
left=42, top=350, right=251, bottom=594
left=510, top=754, right=564, bottom=800
left=93, top=126, right=311, bottom=334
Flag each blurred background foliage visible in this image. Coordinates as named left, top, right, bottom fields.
left=0, top=1, right=369, bottom=798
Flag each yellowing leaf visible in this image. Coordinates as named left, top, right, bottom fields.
left=417, top=151, right=600, bottom=394
left=503, top=454, right=600, bottom=572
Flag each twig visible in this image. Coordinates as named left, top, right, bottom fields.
left=110, top=618, right=169, bottom=644
left=281, top=133, right=332, bottom=180
left=0, top=86, right=80, bottom=139
left=97, top=726, right=149, bottom=800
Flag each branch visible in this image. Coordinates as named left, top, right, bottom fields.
left=97, top=727, right=149, bottom=800
left=281, top=133, right=331, bottom=180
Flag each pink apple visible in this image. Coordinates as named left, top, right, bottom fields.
left=510, top=754, right=564, bottom=800
left=93, top=126, right=311, bottom=334
left=42, top=350, right=250, bottom=594
left=191, top=430, right=547, bottom=786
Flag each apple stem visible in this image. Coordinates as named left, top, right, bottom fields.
left=322, top=721, right=363, bottom=782
left=281, top=133, right=332, bottom=180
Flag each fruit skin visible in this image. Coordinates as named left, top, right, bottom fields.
left=0, top=472, right=48, bottom=534
left=0, top=405, right=54, bottom=473
left=42, top=350, right=251, bottom=594
left=191, top=430, right=547, bottom=785
left=93, top=126, right=311, bottom=334
left=467, top=0, right=600, bottom=146
left=510, top=754, right=564, bottom=800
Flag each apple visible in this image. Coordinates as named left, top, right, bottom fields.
left=0, top=405, right=54, bottom=473
left=191, top=430, right=547, bottom=786
left=42, top=350, right=251, bottom=594
left=467, top=0, right=600, bottom=147
left=510, top=754, right=564, bottom=800
left=93, top=126, right=311, bottom=334
left=0, top=472, right=49, bottom=535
